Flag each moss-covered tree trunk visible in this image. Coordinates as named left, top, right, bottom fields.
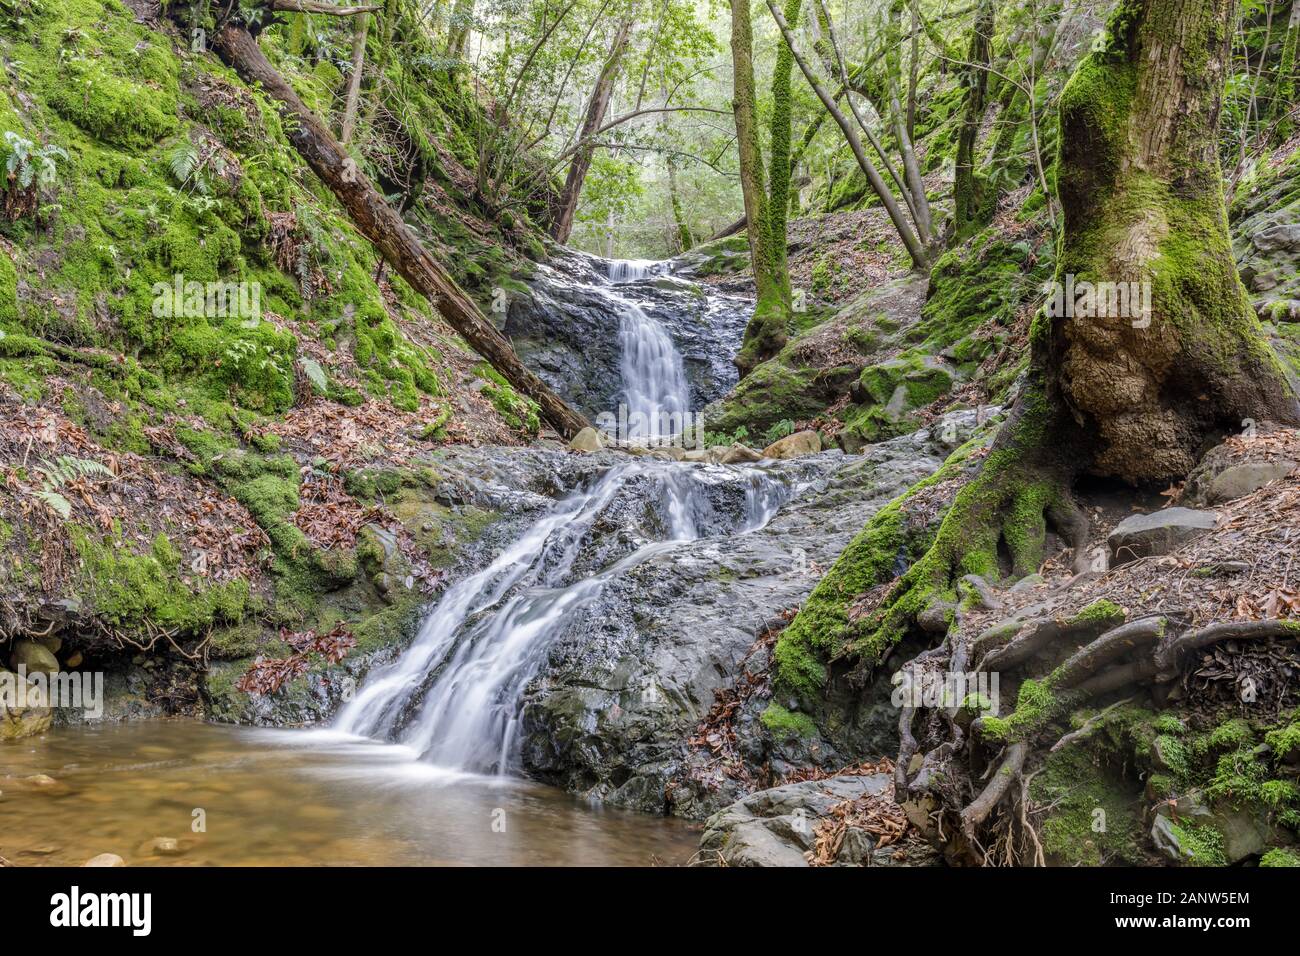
left=1049, top=0, right=1299, bottom=482
left=954, top=0, right=995, bottom=232
left=780, top=0, right=1300, bottom=690
left=729, top=0, right=800, bottom=377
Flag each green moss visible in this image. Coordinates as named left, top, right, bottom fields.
left=1168, top=821, right=1227, bottom=867
left=760, top=702, right=817, bottom=739
left=1071, top=599, right=1126, bottom=627
left=475, top=363, right=539, bottom=435
left=38, top=0, right=179, bottom=150
left=74, top=528, right=248, bottom=632
left=773, top=428, right=995, bottom=699
left=1260, top=847, right=1300, bottom=867
left=1031, top=744, right=1144, bottom=865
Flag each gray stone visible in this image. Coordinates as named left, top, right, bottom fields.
left=1151, top=815, right=1194, bottom=863
left=83, top=854, right=126, bottom=867
left=1108, top=507, right=1219, bottom=563
left=1252, top=222, right=1300, bottom=254
left=1207, top=460, right=1295, bottom=503
left=695, top=776, right=892, bottom=867
left=1213, top=807, right=1269, bottom=863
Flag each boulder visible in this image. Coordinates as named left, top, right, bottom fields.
left=83, top=854, right=126, bottom=867
left=568, top=426, right=606, bottom=453
left=1206, top=461, right=1295, bottom=504
left=763, top=430, right=822, bottom=460
left=694, top=775, right=939, bottom=867
left=0, top=668, right=53, bottom=740
left=9, top=639, right=60, bottom=675
left=1108, top=508, right=1218, bottom=564
left=719, top=443, right=763, bottom=465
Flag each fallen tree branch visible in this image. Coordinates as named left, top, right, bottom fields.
left=210, top=23, right=589, bottom=438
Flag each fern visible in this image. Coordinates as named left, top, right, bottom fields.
left=32, top=455, right=112, bottom=518
left=33, top=489, right=72, bottom=519
left=168, top=141, right=200, bottom=188
left=299, top=357, right=328, bottom=393
left=3, top=132, right=67, bottom=191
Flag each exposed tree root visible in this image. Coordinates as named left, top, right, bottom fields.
left=894, top=601, right=1300, bottom=864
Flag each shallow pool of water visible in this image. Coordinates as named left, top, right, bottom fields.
left=0, top=722, right=700, bottom=866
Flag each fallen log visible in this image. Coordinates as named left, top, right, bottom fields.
left=211, top=23, right=589, bottom=439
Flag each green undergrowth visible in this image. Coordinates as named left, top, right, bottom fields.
left=772, top=425, right=997, bottom=702
left=1026, top=702, right=1300, bottom=865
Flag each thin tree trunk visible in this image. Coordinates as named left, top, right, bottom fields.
left=445, top=0, right=473, bottom=57
left=550, top=16, right=634, bottom=243
left=729, top=0, right=791, bottom=374
left=767, top=0, right=929, bottom=269
left=339, top=12, right=370, bottom=144
left=212, top=23, right=588, bottom=439
left=954, top=0, right=994, bottom=231
left=885, top=0, right=932, bottom=241
left=667, top=154, right=693, bottom=252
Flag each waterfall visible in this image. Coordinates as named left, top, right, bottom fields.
left=607, top=259, right=661, bottom=283
left=617, top=301, right=691, bottom=444
left=331, top=251, right=778, bottom=777
left=334, top=460, right=793, bottom=774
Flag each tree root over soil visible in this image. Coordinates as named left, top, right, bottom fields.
left=891, top=593, right=1300, bottom=864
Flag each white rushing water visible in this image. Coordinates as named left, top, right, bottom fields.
left=617, top=300, right=691, bottom=443
left=334, top=459, right=791, bottom=773
left=333, top=254, right=770, bottom=775
left=606, top=259, right=662, bottom=283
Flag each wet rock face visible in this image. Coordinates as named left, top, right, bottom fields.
left=505, top=249, right=751, bottom=418
left=513, top=416, right=981, bottom=819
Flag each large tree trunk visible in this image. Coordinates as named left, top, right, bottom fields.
left=778, top=0, right=1300, bottom=866
left=212, top=23, right=589, bottom=439
left=1048, top=0, right=1299, bottom=482
left=550, top=17, right=634, bottom=244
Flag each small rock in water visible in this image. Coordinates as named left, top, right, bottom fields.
left=84, top=853, right=126, bottom=867
left=137, top=837, right=185, bottom=857
left=762, top=430, right=822, bottom=460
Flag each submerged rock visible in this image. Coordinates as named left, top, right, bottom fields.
left=0, top=668, right=53, bottom=740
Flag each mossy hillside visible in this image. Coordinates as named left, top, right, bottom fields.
left=0, top=0, right=548, bottom=440
left=202, top=472, right=507, bottom=722
left=772, top=427, right=997, bottom=701
left=72, top=527, right=250, bottom=633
